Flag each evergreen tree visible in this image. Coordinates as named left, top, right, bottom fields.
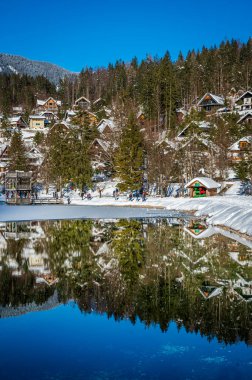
left=115, top=115, right=144, bottom=191
left=8, top=131, right=29, bottom=171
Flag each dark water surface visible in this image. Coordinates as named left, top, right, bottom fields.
left=0, top=219, right=251, bottom=380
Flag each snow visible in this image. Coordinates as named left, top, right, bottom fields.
left=185, top=177, right=221, bottom=189
left=8, top=65, right=18, bottom=74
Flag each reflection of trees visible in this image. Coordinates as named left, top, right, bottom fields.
left=0, top=219, right=251, bottom=345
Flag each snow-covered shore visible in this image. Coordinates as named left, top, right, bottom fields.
left=1, top=194, right=252, bottom=237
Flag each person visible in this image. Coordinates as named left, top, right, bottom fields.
left=81, top=192, right=84, bottom=200
left=115, top=188, right=119, bottom=200
left=129, top=192, right=133, bottom=201
left=67, top=196, right=71, bottom=205
left=142, top=190, right=147, bottom=202
left=87, top=192, right=92, bottom=200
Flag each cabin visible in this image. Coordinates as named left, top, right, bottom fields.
left=49, top=121, right=71, bottom=135
left=237, top=112, right=252, bottom=125
left=36, top=97, right=61, bottom=113
left=235, top=91, right=252, bottom=111
left=89, top=138, right=111, bottom=163
left=64, top=109, right=77, bottom=123
left=27, top=147, right=44, bottom=168
left=12, top=106, right=24, bottom=115
left=73, top=96, right=91, bottom=110
left=39, top=111, right=59, bottom=126
left=8, top=116, right=28, bottom=129
left=228, top=136, right=252, bottom=163
left=186, top=177, right=220, bottom=197
left=197, top=93, right=224, bottom=112
left=29, top=115, right=46, bottom=129
left=5, top=171, right=32, bottom=205
left=97, top=119, right=117, bottom=139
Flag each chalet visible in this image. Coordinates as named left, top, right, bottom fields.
left=235, top=90, right=252, bottom=111
left=49, top=121, right=71, bottom=135
left=29, top=115, right=46, bottom=129
left=40, top=111, right=59, bottom=125
left=73, top=110, right=98, bottom=126
left=27, top=147, right=44, bottom=168
left=237, top=112, right=252, bottom=125
left=186, top=177, right=220, bottom=197
left=8, top=116, right=28, bottom=129
left=197, top=93, right=224, bottom=112
left=64, top=109, right=77, bottom=123
left=5, top=171, right=32, bottom=205
left=73, top=96, right=91, bottom=110
left=12, top=106, right=23, bottom=115
left=89, top=138, right=111, bottom=163
left=177, top=121, right=213, bottom=139
left=35, top=97, right=61, bottom=113
left=228, top=136, right=252, bottom=163
left=97, top=119, right=117, bottom=139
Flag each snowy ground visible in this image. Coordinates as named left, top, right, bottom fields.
left=1, top=181, right=252, bottom=237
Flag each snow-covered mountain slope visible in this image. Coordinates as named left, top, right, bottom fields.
left=0, top=53, right=76, bottom=84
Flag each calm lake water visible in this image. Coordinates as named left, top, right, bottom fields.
left=0, top=218, right=251, bottom=380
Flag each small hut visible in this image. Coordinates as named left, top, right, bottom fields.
left=186, top=177, right=220, bottom=198
left=5, top=171, right=32, bottom=204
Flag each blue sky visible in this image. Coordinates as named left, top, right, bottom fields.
left=0, top=0, right=251, bottom=72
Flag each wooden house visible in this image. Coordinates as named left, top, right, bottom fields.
left=186, top=177, right=220, bottom=197
left=197, top=93, right=224, bottom=112
left=97, top=119, right=117, bottom=140
left=89, top=138, right=111, bottom=163
left=235, top=91, right=252, bottom=111
left=228, top=136, right=252, bottom=163
left=36, top=97, right=61, bottom=113
left=5, top=171, right=32, bottom=205
left=237, top=112, right=252, bottom=125
left=73, top=96, right=91, bottom=110
left=8, top=116, right=28, bottom=129
left=29, top=115, right=46, bottom=129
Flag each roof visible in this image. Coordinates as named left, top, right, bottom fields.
left=197, top=93, right=224, bottom=107
left=91, top=138, right=110, bottom=152
left=235, top=90, right=252, bottom=103
left=237, top=112, right=252, bottom=124
left=185, top=177, right=221, bottom=189
left=97, top=119, right=117, bottom=134
left=177, top=120, right=213, bottom=138
left=29, top=115, right=46, bottom=120
left=74, top=96, right=91, bottom=105
left=228, top=136, right=252, bottom=151
left=36, top=97, right=61, bottom=107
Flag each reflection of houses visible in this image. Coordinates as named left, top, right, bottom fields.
left=197, top=93, right=224, bottom=112
left=228, top=136, right=252, bottom=163
left=235, top=90, right=252, bottom=111
left=5, top=171, right=32, bottom=204
left=199, top=285, right=223, bottom=299
left=233, top=276, right=252, bottom=302
left=186, top=177, right=220, bottom=197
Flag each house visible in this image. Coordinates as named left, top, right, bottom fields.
left=237, top=112, right=252, bottom=125
left=35, top=97, right=61, bottom=113
left=39, top=111, right=59, bottom=126
left=8, top=116, right=28, bottom=129
left=49, top=121, right=71, bottom=135
left=228, top=136, right=252, bottom=163
left=27, top=147, right=44, bottom=168
left=29, top=115, right=46, bottom=129
left=177, top=121, right=214, bottom=139
left=5, top=171, right=33, bottom=205
left=73, top=96, right=91, bottom=110
left=89, top=138, right=111, bottom=163
left=97, top=119, right=117, bottom=139
left=235, top=90, right=252, bottom=111
left=12, top=106, right=24, bottom=115
left=197, top=93, right=224, bottom=112
left=186, top=177, right=221, bottom=197
left=64, top=109, right=77, bottom=123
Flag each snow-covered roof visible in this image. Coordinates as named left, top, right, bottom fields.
left=235, top=90, right=252, bottom=103
left=237, top=112, right=252, bottom=124
left=97, top=119, right=117, bottom=134
left=228, top=136, right=252, bottom=151
left=185, top=177, right=221, bottom=189
left=184, top=226, right=217, bottom=239
left=29, top=115, right=46, bottom=120
left=36, top=97, right=61, bottom=107
left=177, top=121, right=213, bottom=138
left=92, top=138, right=110, bottom=152
left=74, top=96, right=90, bottom=105
left=197, top=93, right=224, bottom=107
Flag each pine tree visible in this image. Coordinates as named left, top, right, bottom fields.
left=115, top=115, right=144, bottom=191
left=8, top=131, right=29, bottom=171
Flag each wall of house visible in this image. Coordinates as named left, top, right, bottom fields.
left=29, top=119, right=45, bottom=129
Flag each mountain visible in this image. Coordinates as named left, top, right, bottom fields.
left=0, top=53, right=76, bottom=84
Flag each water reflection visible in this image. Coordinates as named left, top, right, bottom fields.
left=0, top=218, right=251, bottom=346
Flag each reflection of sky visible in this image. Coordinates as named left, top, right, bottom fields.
left=0, top=303, right=251, bottom=380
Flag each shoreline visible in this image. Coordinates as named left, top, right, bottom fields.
left=1, top=194, right=252, bottom=239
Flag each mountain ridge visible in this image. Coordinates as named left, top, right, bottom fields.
left=0, top=53, right=76, bottom=84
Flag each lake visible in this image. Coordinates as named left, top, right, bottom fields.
left=0, top=218, right=251, bottom=380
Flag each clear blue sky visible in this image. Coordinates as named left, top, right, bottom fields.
left=0, top=0, right=251, bottom=72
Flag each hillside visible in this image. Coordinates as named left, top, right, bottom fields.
left=0, top=53, right=75, bottom=84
